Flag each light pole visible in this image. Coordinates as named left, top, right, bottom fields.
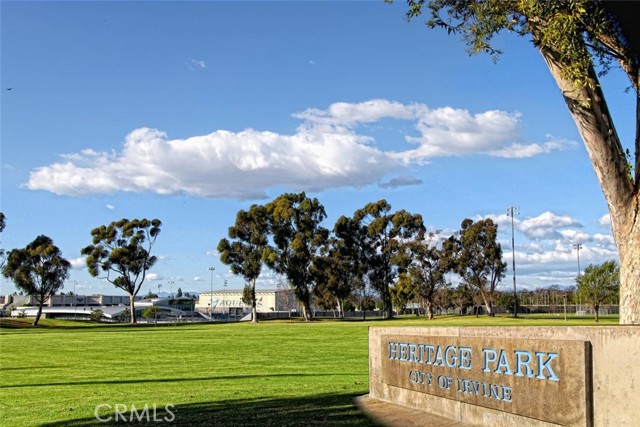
left=573, top=243, right=583, bottom=311
left=507, top=206, right=519, bottom=318
left=168, top=280, right=175, bottom=297
left=573, top=243, right=583, bottom=276
left=208, top=267, right=215, bottom=319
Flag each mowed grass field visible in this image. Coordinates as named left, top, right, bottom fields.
left=0, top=314, right=618, bottom=426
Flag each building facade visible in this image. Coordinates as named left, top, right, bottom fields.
left=196, top=288, right=298, bottom=314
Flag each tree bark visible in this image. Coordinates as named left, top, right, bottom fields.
left=129, top=294, right=137, bottom=324
left=426, top=300, right=434, bottom=320
left=251, top=280, right=258, bottom=324
left=33, top=303, right=44, bottom=326
left=302, top=298, right=312, bottom=321
left=537, top=44, right=640, bottom=324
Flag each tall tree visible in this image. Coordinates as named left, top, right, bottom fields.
left=311, top=236, right=360, bottom=318
left=409, top=233, right=451, bottom=319
left=577, top=260, right=620, bottom=322
left=81, top=218, right=161, bottom=324
left=2, top=235, right=71, bottom=325
left=389, top=0, right=640, bottom=324
left=263, top=193, right=328, bottom=321
left=217, top=204, right=269, bottom=323
left=348, top=200, right=425, bottom=319
left=447, top=218, right=506, bottom=316
left=333, top=215, right=373, bottom=319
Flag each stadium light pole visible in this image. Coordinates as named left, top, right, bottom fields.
left=507, top=206, right=520, bottom=318
left=573, top=243, right=583, bottom=277
left=208, top=267, right=215, bottom=319
left=573, top=243, right=583, bottom=311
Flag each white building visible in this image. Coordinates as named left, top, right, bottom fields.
left=196, top=288, right=298, bottom=315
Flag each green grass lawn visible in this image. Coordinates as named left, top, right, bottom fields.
left=0, top=314, right=618, bottom=426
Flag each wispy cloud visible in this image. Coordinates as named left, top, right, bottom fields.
left=186, top=58, right=206, bottom=71
left=379, top=175, right=423, bottom=189
left=25, top=99, right=577, bottom=199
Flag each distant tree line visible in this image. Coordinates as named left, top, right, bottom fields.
left=0, top=193, right=621, bottom=326
left=218, top=193, right=508, bottom=322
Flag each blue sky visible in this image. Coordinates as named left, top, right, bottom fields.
left=1, top=1, right=634, bottom=297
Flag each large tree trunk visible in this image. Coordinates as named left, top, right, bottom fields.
left=251, top=280, right=258, bottom=324
left=33, top=303, right=44, bottom=326
left=537, top=44, right=640, bottom=324
left=425, top=300, right=434, bottom=320
left=129, top=294, right=137, bottom=324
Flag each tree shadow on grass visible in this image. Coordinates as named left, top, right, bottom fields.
left=40, top=392, right=379, bottom=427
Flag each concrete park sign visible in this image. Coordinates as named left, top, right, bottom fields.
left=363, top=327, right=640, bottom=427
left=380, top=335, right=590, bottom=426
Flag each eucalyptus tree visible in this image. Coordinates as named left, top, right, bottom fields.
left=447, top=218, right=506, bottom=316
left=408, top=233, right=451, bottom=319
left=389, top=0, right=640, bottom=324
left=576, top=260, right=620, bottom=322
left=345, top=200, right=425, bottom=319
left=2, top=235, right=71, bottom=325
left=81, top=218, right=161, bottom=324
left=311, top=236, right=359, bottom=318
left=217, top=204, right=269, bottom=323
left=263, top=192, right=329, bottom=321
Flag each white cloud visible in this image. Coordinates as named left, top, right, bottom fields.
left=106, top=204, right=115, bottom=210
left=69, top=257, right=86, bottom=270
left=147, top=273, right=162, bottom=281
left=598, top=214, right=611, bottom=227
left=518, top=211, right=582, bottom=240
left=193, top=276, right=204, bottom=282
left=25, top=99, right=576, bottom=199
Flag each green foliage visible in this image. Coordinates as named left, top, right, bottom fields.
left=264, top=193, right=329, bottom=320
left=312, top=236, right=361, bottom=317
left=90, top=309, right=104, bottom=322
left=576, top=260, right=620, bottom=322
left=446, top=219, right=506, bottom=315
left=81, top=218, right=161, bottom=324
left=142, top=306, right=161, bottom=319
left=176, top=287, right=183, bottom=297
left=340, top=200, right=425, bottom=318
left=394, top=0, right=637, bottom=91
left=390, top=273, right=416, bottom=313
left=218, top=204, right=269, bottom=322
left=408, top=232, right=451, bottom=319
left=2, top=235, right=71, bottom=325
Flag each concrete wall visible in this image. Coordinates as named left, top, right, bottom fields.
left=369, top=327, right=639, bottom=427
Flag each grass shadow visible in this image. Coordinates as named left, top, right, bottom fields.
left=40, top=392, right=378, bottom=427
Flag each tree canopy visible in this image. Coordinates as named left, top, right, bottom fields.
left=262, top=193, right=329, bottom=321
left=218, top=204, right=269, bottom=323
left=2, top=235, right=71, bottom=325
left=81, top=218, right=161, bottom=324
left=577, top=260, right=620, bottom=322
